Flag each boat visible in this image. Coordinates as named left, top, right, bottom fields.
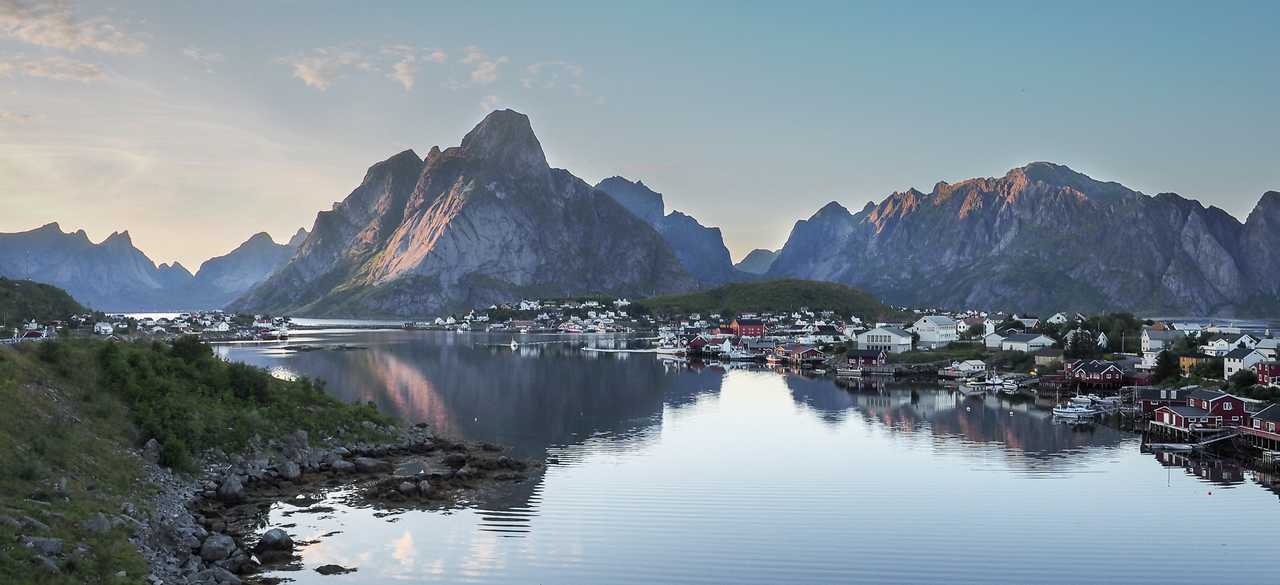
left=509, top=340, right=520, bottom=350
left=835, top=366, right=862, bottom=377
left=1052, top=404, right=1099, bottom=419
left=812, top=368, right=827, bottom=375
left=765, top=353, right=787, bottom=365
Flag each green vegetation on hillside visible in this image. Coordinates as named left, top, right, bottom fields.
left=0, top=336, right=394, bottom=583
left=0, top=278, right=87, bottom=331
left=637, top=279, right=901, bottom=320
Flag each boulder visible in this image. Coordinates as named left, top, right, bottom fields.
left=397, top=481, right=418, bottom=496
left=443, top=453, right=467, bottom=468
left=82, top=513, right=111, bottom=535
left=255, top=528, right=293, bottom=552
left=215, top=475, right=245, bottom=503
left=199, top=534, right=236, bottom=562
left=417, top=480, right=434, bottom=496
left=353, top=457, right=391, bottom=473
left=194, top=566, right=242, bottom=585
left=315, top=564, right=357, bottom=575
left=21, top=536, right=63, bottom=556
left=330, top=460, right=355, bottom=473
left=143, top=438, right=161, bottom=463
left=278, top=461, right=301, bottom=481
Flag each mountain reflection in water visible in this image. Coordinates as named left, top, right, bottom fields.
left=215, top=330, right=1280, bottom=585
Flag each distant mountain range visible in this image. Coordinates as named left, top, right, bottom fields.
left=767, top=162, right=1280, bottom=316
left=4, top=110, right=1278, bottom=318
left=0, top=224, right=305, bottom=311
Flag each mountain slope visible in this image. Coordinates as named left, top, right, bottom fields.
left=233, top=110, right=696, bottom=317
left=0, top=277, right=86, bottom=329
left=594, top=177, right=739, bottom=284
left=734, top=249, right=779, bottom=275
left=186, top=230, right=307, bottom=308
left=768, top=162, right=1275, bottom=316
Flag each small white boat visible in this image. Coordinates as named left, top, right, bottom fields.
left=509, top=340, right=520, bottom=350
left=1052, top=404, right=1099, bottom=419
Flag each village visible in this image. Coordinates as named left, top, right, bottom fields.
left=11, top=297, right=1280, bottom=462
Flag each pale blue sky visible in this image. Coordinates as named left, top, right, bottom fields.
left=1, top=0, right=1277, bottom=268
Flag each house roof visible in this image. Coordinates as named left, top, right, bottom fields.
left=733, top=318, right=764, bottom=326
left=1253, top=404, right=1280, bottom=422
left=1004, top=333, right=1052, bottom=343
left=1161, top=405, right=1211, bottom=417
left=1224, top=347, right=1260, bottom=360
left=847, top=349, right=885, bottom=358
left=864, top=326, right=911, bottom=339
left=1188, top=388, right=1229, bottom=402
left=1143, top=328, right=1185, bottom=341
left=1072, top=360, right=1121, bottom=374
left=915, top=315, right=957, bottom=327
left=1136, top=387, right=1189, bottom=400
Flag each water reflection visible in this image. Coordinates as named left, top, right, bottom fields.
left=216, top=331, right=1280, bottom=585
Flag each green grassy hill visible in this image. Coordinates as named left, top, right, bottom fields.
left=637, top=279, right=901, bottom=320
left=0, top=278, right=87, bottom=330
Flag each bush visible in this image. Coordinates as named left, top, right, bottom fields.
left=159, top=437, right=193, bottom=472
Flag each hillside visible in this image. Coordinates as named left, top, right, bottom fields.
left=637, top=279, right=898, bottom=320
left=0, top=277, right=86, bottom=330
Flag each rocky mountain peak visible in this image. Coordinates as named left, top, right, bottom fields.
left=102, top=230, right=133, bottom=246
left=459, top=109, right=548, bottom=175
left=813, top=201, right=851, bottom=219
left=287, top=228, right=309, bottom=247
left=594, top=176, right=665, bottom=225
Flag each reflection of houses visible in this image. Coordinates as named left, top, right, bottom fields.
left=1151, top=451, right=1244, bottom=485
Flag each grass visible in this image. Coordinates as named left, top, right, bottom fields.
left=638, top=278, right=902, bottom=320
left=0, top=336, right=399, bottom=582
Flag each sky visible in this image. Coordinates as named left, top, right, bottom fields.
left=1, top=0, right=1277, bottom=269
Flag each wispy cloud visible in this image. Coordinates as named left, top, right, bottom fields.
left=0, top=110, right=33, bottom=123
left=380, top=45, right=446, bottom=92
left=182, top=46, right=223, bottom=66
left=460, top=46, right=507, bottom=85
left=0, top=54, right=104, bottom=81
left=521, top=60, right=583, bottom=89
left=277, top=48, right=371, bottom=90
left=0, top=0, right=145, bottom=54
left=480, top=94, right=501, bottom=112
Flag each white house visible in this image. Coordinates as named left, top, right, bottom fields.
left=1255, top=338, right=1280, bottom=360
left=1012, top=315, right=1040, bottom=329
left=1201, top=333, right=1259, bottom=357
left=93, top=322, right=114, bottom=335
left=1000, top=334, right=1056, bottom=353
left=1141, top=328, right=1184, bottom=353
left=1046, top=312, right=1072, bottom=326
left=857, top=326, right=913, bottom=354
left=984, top=332, right=1006, bottom=349
left=954, top=360, right=987, bottom=374
left=911, top=315, right=958, bottom=349
left=1224, top=347, right=1267, bottom=379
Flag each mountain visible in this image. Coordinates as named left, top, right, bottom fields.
left=187, top=230, right=307, bottom=308
left=0, top=277, right=86, bottom=329
left=232, top=110, right=696, bottom=317
left=767, top=162, right=1279, bottom=316
left=637, top=279, right=900, bottom=320
left=594, top=177, right=739, bottom=284
left=0, top=223, right=190, bottom=311
left=0, top=223, right=305, bottom=311
left=734, top=249, right=779, bottom=275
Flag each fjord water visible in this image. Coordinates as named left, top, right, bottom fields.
left=217, top=331, right=1280, bottom=584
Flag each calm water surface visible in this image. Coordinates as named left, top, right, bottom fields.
left=216, top=330, right=1280, bottom=584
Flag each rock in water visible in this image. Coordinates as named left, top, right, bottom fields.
left=255, top=528, right=293, bottom=552
left=279, top=461, right=301, bottom=481
left=215, top=475, right=245, bottom=503
left=315, top=564, right=357, bottom=575
left=353, top=457, right=391, bottom=473
left=199, top=534, right=236, bottom=562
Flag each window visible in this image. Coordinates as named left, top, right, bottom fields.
left=1225, top=402, right=1233, bottom=411
left=1269, top=422, right=1276, bottom=433
left=1255, top=420, right=1262, bottom=429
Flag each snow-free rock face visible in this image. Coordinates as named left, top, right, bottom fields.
left=187, top=230, right=307, bottom=307
left=233, top=109, right=695, bottom=317
left=594, top=176, right=740, bottom=285
left=768, top=162, right=1278, bottom=316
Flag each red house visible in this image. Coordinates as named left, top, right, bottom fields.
left=1063, top=359, right=1125, bottom=387
left=729, top=318, right=765, bottom=338
left=775, top=343, right=826, bottom=365
left=1253, top=361, right=1280, bottom=386
left=1152, top=388, right=1246, bottom=432
left=1134, top=387, right=1193, bottom=414
left=847, top=348, right=888, bottom=367
left=1241, top=404, right=1280, bottom=450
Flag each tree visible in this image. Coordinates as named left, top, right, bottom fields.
left=1191, top=358, right=1223, bottom=380
left=1229, top=369, right=1258, bottom=390
left=1065, top=330, right=1097, bottom=359
left=965, top=323, right=985, bottom=339
left=1152, top=350, right=1179, bottom=383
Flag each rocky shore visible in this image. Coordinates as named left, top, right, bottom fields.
left=131, top=423, right=535, bottom=585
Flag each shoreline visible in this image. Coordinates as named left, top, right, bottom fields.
left=137, top=424, right=537, bottom=585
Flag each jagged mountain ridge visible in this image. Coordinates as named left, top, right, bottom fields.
left=0, top=224, right=305, bottom=311
left=232, top=110, right=696, bottom=317
left=594, top=176, right=740, bottom=284
left=767, top=162, right=1279, bottom=316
